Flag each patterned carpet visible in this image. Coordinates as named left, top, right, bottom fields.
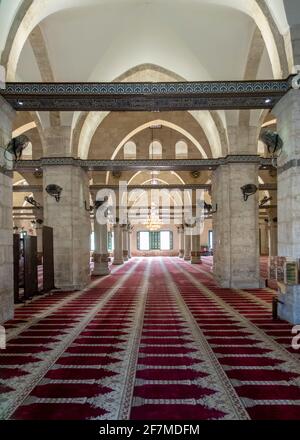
left=1, top=257, right=299, bottom=420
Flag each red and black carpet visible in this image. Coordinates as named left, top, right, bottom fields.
left=1, top=257, right=299, bottom=420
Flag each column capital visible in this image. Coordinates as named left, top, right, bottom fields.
left=273, top=89, right=300, bottom=118
left=43, top=126, right=72, bottom=157
left=0, top=95, right=15, bottom=121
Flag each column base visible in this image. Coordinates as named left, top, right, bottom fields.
left=93, top=253, right=110, bottom=275
left=93, top=263, right=110, bottom=276
left=191, top=251, right=202, bottom=264
left=278, top=285, right=300, bottom=325
left=179, top=250, right=184, bottom=258
left=191, top=258, right=202, bottom=264
left=54, top=282, right=90, bottom=292
left=113, top=258, right=124, bottom=265
left=123, top=250, right=129, bottom=262
left=184, top=256, right=191, bottom=261
left=0, top=291, right=14, bottom=324
left=215, top=278, right=260, bottom=289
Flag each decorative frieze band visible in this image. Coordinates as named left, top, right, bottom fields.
left=13, top=156, right=276, bottom=172
left=0, top=77, right=293, bottom=111
left=277, top=159, right=300, bottom=175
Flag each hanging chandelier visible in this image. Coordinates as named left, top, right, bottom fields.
left=145, top=217, right=161, bottom=231
left=145, top=206, right=162, bottom=231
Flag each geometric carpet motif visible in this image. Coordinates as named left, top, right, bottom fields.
left=1, top=257, right=300, bottom=420
left=169, top=257, right=300, bottom=420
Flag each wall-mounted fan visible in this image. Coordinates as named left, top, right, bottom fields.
left=0, top=135, right=30, bottom=169
left=260, top=130, right=283, bottom=168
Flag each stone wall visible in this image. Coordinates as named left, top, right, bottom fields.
left=213, top=163, right=260, bottom=288
left=0, top=96, right=15, bottom=324
left=43, top=165, right=91, bottom=290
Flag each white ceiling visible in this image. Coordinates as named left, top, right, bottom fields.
left=16, top=0, right=264, bottom=82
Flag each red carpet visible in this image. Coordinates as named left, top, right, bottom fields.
left=168, top=257, right=300, bottom=420
left=1, top=257, right=300, bottom=420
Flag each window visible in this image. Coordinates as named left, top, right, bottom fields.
left=175, top=140, right=188, bottom=159
left=149, top=141, right=162, bottom=159
left=108, top=231, right=114, bottom=251
left=124, top=141, right=136, bottom=159
left=139, top=231, right=150, bottom=250
left=90, top=232, right=95, bottom=252
left=208, top=230, right=213, bottom=249
left=160, top=231, right=172, bottom=250
left=137, top=231, right=173, bottom=250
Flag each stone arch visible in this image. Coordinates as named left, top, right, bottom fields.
left=76, top=64, right=223, bottom=160
left=1, top=0, right=291, bottom=82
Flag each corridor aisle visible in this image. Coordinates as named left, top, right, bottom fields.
left=0, top=258, right=299, bottom=420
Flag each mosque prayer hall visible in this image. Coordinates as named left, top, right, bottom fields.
left=0, top=0, right=300, bottom=422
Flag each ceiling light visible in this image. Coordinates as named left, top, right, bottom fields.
left=265, top=98, right=271, bottom=104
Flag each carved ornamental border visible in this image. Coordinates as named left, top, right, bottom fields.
left=13, top=156, right=275, bottom=172
left=0, top=77, right=293, bottom=111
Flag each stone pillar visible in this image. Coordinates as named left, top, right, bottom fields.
left=33, top=192, right=44, bottom=265
left=122, top=225, right=129, bottom=261
left=191, top=233, right=202, bottom=264
left=113, top=222, right=124, bottom=265
left=0, top=97, right=15, bottom=323
left=93, top=217, right=110, bottom=276
left=268, top=209, right=278, bottom=257
left=43, top=165, right=91, bottom=290
left=178, top=226, right=184, bottom=258
left=128, top=228, right=132, bottom=259
left=273, top=90, right=300, bottom=323
left=212, top=162, right=260, bottom=288
left=259, top=219, right=269, bottom=256
left=183, top=227, right=191, bottom=261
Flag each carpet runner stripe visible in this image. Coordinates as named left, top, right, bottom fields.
left=2, top=257, right=300, bottom=420
left=167, top=258, right=300, bottom=420
left=130, top=258, right=249, bottom=420
left=5, top=263, right=126, bottom=338
left=0, top=259, right=140, bottom=419
left=8, top=259, right=150, bottom=420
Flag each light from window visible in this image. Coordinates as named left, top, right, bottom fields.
left=160, top=231, right=171, bottom=250
left=139, top=231, right=150, bottom=250
left=90, top=232, right=95, bottom=252
left=175, top=140, right=188, bottom=159
left=124, top=141, right=136, bottom=159
left=209, top=230, right=213, bottom=249
left=149, top=141, right=162, bottom=159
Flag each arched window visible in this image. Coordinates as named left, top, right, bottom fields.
left=149, top=140, right=162, bottom=159
left=124, top=141, right=136, bottom=159
left=175, top=140, right=188, bottom=159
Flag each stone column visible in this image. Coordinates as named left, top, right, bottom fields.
left=191, top=233, right=202, bottom=264
left=93, top=217, right=110, bottom=276
left=113, top=222, right=124, bottom=265
left=268, top=209, right=278, bottom=257
left=273, top=90, right=300, bottom=323
left=178, top=226, right=184, bottom=258
left=33, top=191, right=44, bottom=265
left=259, top=219, right=269, bottom=256
left=128, top=228, right=132, bottom=259
left=42, top=127, right=91, bottom=290
left=0, top=96, right=15, bottom=323
left=122, top=225, right=129, bottom=261
left=43, top=165, right=91, bottom=290
left=212, top=162, right=260, bottom=288
left=183, top=226, right=191, bottom=261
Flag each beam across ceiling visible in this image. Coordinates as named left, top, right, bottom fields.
left=13, top=156, right=275, bottom=172
left=1, top=77, right=293, bottom=111
left=13, top=183, right=277, bottom=193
